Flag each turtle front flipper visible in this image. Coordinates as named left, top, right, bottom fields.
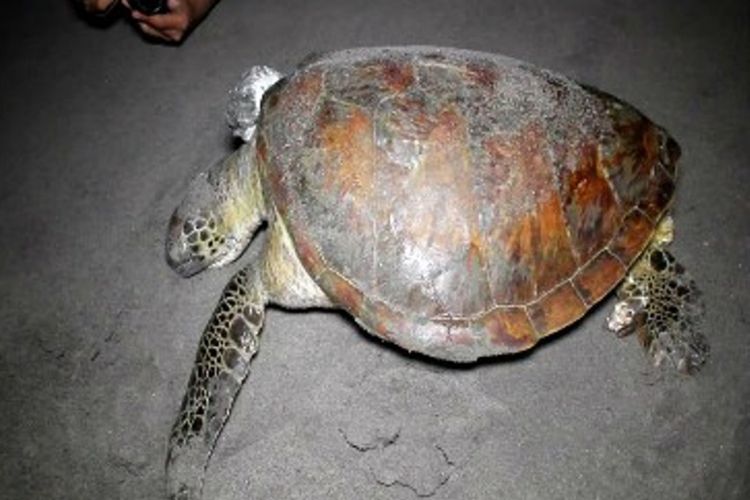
left=607, top=226, right=709, bottom=374
left=166, top=266, right=266, bottom=499
left=166, top=215, right=330, bottom=499
left=166, top=144, right=266, bottom=277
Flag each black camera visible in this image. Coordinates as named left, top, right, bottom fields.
left=129, top=0, right=169, bottom=15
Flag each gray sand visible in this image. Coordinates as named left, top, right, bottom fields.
left=1, top=1, right=748, bottom=499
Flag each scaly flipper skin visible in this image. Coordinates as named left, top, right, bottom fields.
left=166, top=267, right=266, bottom=499
left=607, top=218, right=708, bottom=373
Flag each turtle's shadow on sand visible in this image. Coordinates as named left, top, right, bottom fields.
left=270, top=302, right=589, bottom=372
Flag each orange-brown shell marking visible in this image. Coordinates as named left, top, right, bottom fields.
left=256, top=47, right=677, bottom=362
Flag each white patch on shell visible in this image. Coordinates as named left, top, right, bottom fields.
left=226, top=65, right=284, bottom=142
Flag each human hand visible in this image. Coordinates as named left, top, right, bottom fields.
left=123, top=0, right=219, bottom=43
left=79, top=0, right=119, bottom=16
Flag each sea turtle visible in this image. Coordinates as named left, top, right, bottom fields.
left=163, top=46, right=708, bottom=499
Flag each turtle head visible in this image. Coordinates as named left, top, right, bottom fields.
left=166, top=145, right=266, bottom=278
left=167, top=66, right=281, bottom=277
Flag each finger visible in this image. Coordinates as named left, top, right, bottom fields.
left=132, top=10, right=188, bottom=32
left=82, top=0, right=120, bottom=16
left=150, top=28, right=185, bottom=43
left=163, top=30, right=185, bottom=42
left=137, top=21, right=184, bottom=43
left=137, top=22, right=171, bottom=41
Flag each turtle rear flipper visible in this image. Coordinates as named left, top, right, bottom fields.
left=608, top=245, right=709, bottom=374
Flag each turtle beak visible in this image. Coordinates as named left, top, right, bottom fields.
left=165, top=213, right=210, bottom=278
